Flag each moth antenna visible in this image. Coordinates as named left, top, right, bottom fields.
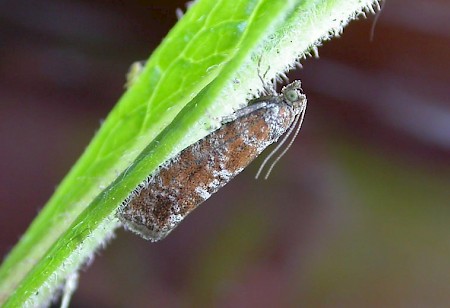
left=370, top=0, right=385, bottom=42
left=262, top=101, right=307, bottom=179
left=255, top=109, right=301, bottom=179
left=60, top=272, right=79, bottom=308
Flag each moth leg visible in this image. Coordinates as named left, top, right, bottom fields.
left=221, top=101, right=268, bottom=124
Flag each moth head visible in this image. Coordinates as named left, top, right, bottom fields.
left=281, top=80, right=306, bottom=113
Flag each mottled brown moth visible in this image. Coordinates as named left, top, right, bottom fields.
left=118, top=81, right=307, bottom=241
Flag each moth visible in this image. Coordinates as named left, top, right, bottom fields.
left=118, top=81, right=307, bottom=241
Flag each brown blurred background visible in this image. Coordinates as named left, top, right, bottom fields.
left=1, top=0, right=449, bottom=307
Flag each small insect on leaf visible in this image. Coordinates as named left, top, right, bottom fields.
left=118, top=81, right=307, bottom=241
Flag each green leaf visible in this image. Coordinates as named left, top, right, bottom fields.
left=0, top=0, right=379, bottom=306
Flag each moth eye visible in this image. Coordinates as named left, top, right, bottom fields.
left=285, top=90, right=299, bottom=102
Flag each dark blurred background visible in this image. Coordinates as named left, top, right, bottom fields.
left=1, top=0, right=449, bottom=307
